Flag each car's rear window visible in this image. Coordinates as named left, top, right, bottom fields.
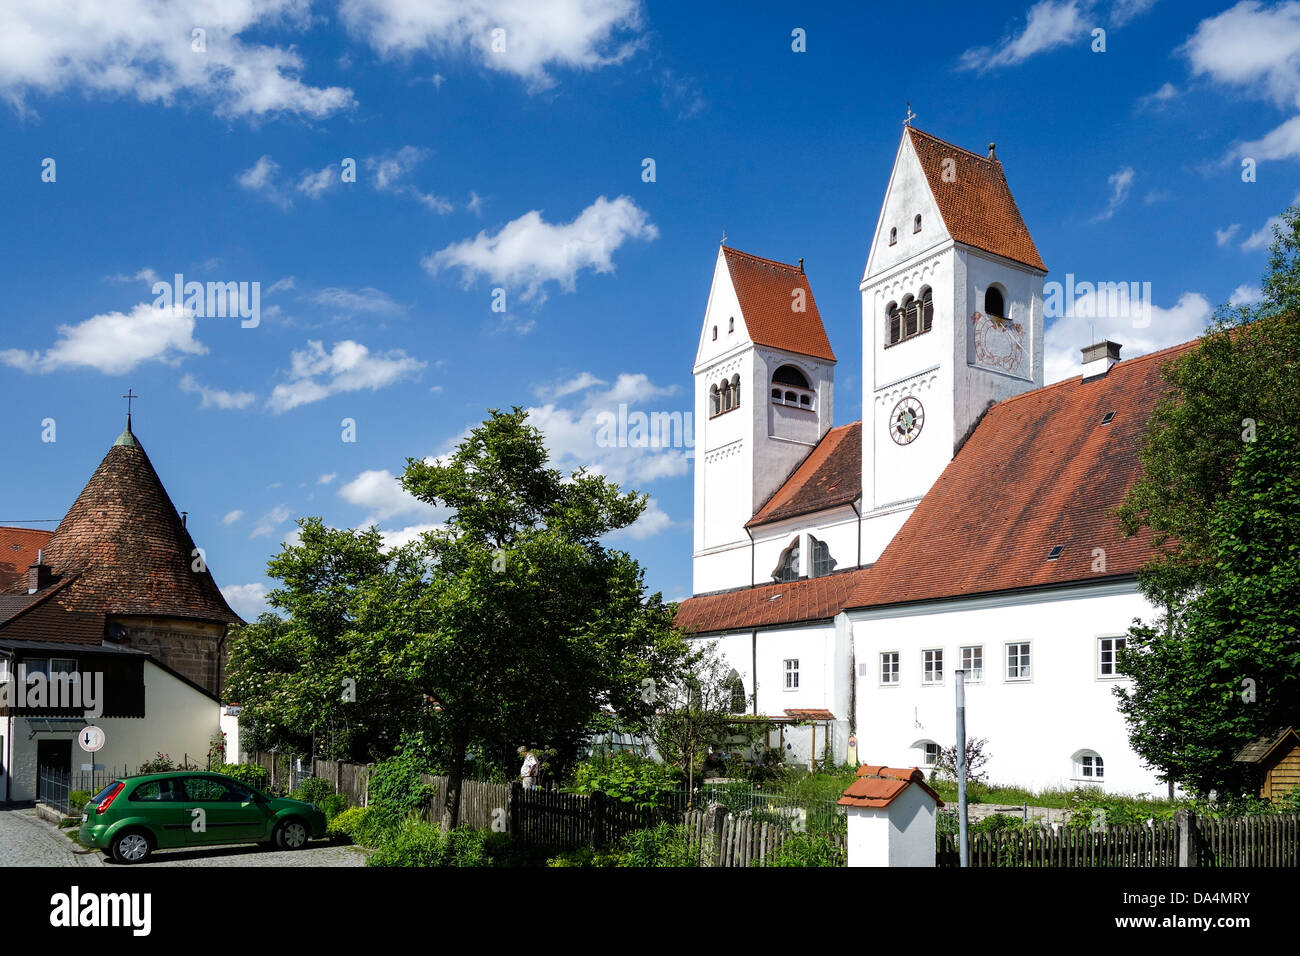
left=90, top=781, right=123, bottom=804
left=130, top=779, right=181, bottom=801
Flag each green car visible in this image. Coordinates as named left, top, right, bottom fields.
left=79, top=771, right=326, bottom=864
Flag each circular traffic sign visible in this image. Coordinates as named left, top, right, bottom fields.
left=78, top=726, right=106, bottom=753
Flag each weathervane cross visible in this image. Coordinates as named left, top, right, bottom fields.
left=122, top=388, right=138, bottom=417
left=904, top=102, right=916, bottom=127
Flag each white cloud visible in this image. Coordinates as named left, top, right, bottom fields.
left=311, top=287, right=404, bottom=315
left=1216, top=224, right=1242, bottom=246
left=523, top=372, right=688, bottom=486
left=364, top=146, right=452, bottom=213
left=378, top=523, right=442, bottom=549
left=959, top=1, right=1087, bottom=72
left=0, top=0, right=355, bottom=119
left=179, top=373, right=256, bottom=409
left=237, top=155, right=291, bottom=209
left=424, top=195, right=657, bottom=303
left=1183, top=1, right=1300, bottom=106
left=1238, top=114, right=1300, bottom=163
left=1044, top=291, right=1214, bottom=383
left=606, top=498, right=673, bottom=542
left=1, top=303, right=205, bottom=375
left=221, top=582, right=271, bottom=620
left=340, top=0, right=644, bottom=90
left=1137, top=81, right=1178, bottom=110
left=1241, top=194, right=1300, bottom=250
left=222, top=509, right=244, bottom=525
left=317, top=472, right=337, bottom=485
left=538, top=372, right=607, bottom=400
left=1092, top=166, right=1135, bottom=222
left=266, top=276, right=296, bottom=296
left=467, top=190, right=485, bottom=216
left=339, top=468, right=443, bottom=524
left=297, top=165, right=338, bottom=199
left=250, top=505, right=292, bottom=539
left=106, top=267, right=160, bottom=284
left=267, top=339, right=426, bottom=413
left=1230, top=284, right=1263, bottom=306
left=1110, top=0, right=1159, bottom=26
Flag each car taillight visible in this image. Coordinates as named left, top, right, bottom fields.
left=96, top=782, right=125, bottom=813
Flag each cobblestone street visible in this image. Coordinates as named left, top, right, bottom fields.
left=0, top=808, right=367, bottom=867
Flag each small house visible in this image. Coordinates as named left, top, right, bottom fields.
left=1234, top=728, right=1300, bottom=802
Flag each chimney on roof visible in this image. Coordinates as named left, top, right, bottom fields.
left=987, top=142, right=997, bottom=160
left=1081, top=340, right=1122, bottom=379
left=181, top=511, right=188, bottom=529
left=798, top=257, right=804, bottom=274
left=27, top=548, right=52, bottom=594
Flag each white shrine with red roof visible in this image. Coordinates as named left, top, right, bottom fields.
left=678, top=126, right=1186, bottom=796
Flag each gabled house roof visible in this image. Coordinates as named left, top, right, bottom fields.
left=748, top=423, right=861, bottom=528
left=845, top=340, right=1194, bottom=610
left=838, top=765, right=944, bottom=809
left=0, top=419, right=243, bottom=639
left=906, top=127, right=1047, bottom=273
left=676, top=568, right=874, bottom=635
left=0, top=527, right=53, bottom=592
left=1234, top=728, right=1300, bottom=765
left=722, top=246, right=836, bottom=362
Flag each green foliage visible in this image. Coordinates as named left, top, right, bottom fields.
left=1117, top=425, right=1300, bottom=795
left=569, top=752, right=680, bottom=810
left=365, top=820, right=498, bottom=867
left=326, top=806, right=369, bottom=841
left=137, top=752, right=174, bottom=774
left=207, top=730, right=227, bottom=767
left=367, top=749, right=435, bottom=819
left=546, top=845, right=626, bottom=867
left=290, top=776, right=335, bottom=806
left=217, top=762, right=270, bottom=791
left=321, top=793, right=350, bottom=821
left=764, top=831, right=845, bottom=867
left=617, top=822, right=704, bottom=867
left=69, top=790, right=91, bottom=813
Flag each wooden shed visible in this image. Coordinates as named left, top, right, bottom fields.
left=1233, top=728, right=1300, bottom=801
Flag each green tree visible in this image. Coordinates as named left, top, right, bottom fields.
left=1116, top=425, right=1300, bottom=794
left=390, top=407, right=689, bottom=828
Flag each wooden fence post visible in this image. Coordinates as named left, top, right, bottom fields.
left=707, top=804, right=727, bottom=867
left=1175, top=808, right=1199, bottom=867
left=590, top=791, right=606, bottom=849
left=509, top=782, right=522, bottom=839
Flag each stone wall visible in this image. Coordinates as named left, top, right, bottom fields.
left=110, top=615, right=228, bottom=697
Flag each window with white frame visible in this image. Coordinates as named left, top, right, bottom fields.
left=880, top=652, right=899, bottom=685
left=922, top=649, right=944, bottom=684
left=1098, top=637, right=1126, bottom=677
left=783, top=659, right=799, bottom=691
left=1074, top=752, right=1104, bottom=780
left=960, top=645, right=983, bottom=682
left=917, top=741, right=940, bottom=766
left=1006, top=642, right=1031, bottom=681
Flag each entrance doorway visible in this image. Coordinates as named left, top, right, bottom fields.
left=36, top=738, right=72, bottom=804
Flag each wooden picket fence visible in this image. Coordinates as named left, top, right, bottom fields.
left=937, top=812, right=1300, bottom=867
left=418, top=776, right=512, bottom=831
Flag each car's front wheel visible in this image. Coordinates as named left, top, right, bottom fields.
left=273, top=818, right=310, bottom=850
left=110, top=830, right=152, bottom=864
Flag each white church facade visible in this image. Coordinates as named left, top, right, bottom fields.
left=675, top=126, right=1187, bottom=796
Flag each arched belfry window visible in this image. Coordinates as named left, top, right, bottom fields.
left=914, top=214, right=922, bottom=233
left=728, top=373, right=740, bottom=410
left=728, top=317, right=735, bottom=333
left=887, top=301, right=901, bottom=345
left=920, top=286, right=934, bottom=333
left=713, top=375, right=740, bottom=417
left=771, top=364, right=814, bottom=409
left=902, top=294, right=919, bottom=338
left=985, top=286, right=1006, bottom=319
left=889, top=227, right=898, bottom=246
left=709, top=384, right=720, bottom=417
left=886, top=290, right=934, bottom=347
left=810, top=536, right=836, bottom=577
left=773, top=536, right=801, bottom=582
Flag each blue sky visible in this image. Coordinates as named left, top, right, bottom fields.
left=0, top=0, right=1294, bottom=616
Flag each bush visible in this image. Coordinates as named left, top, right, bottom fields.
left=69, top=790, right=92, bottom=813
left=570, top=752, right=679, bottom=811
left=137, top=752, right=174, bottom=774
left=327, top=806, right=370, bottom=842
left=546, top=845, right=625, bottom=867
left=321, top=793, right=350, bottom=821
left=618, top=822, right=703, bottom=867
left=290, top=776, right=335, bottom=806
left=365, top=820, right=496, bottom=868
left=218, top=763, right=270, bottom=791
left=367, top=751, right=435, bottom=818
left=764, top=831, right=845, bottom=867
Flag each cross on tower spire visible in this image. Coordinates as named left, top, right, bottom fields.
left=122, top=388, right=138, bottom=432
left=904, top=102, right=916, bottom=127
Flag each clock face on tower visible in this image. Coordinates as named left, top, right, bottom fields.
left=890, top=397, right=924, bottom=445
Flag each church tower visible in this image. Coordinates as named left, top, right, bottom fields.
left=858, top=127, right=1047, bottom=561
left=692, top=245, right=836, bottom=594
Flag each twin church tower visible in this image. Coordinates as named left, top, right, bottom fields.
left=691, top=126, right=1048, bottom=595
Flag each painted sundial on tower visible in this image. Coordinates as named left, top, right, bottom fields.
left=971, top=311, right=1028, bottom=375
left=889, top=397, right=925, bottom=445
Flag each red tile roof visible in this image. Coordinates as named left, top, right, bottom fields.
left=749, top=423, right=861, bottom=528
left=0, top=527, right=53, bottom=592
left=846, top=341, right=1198, bottom=610
left=838, top=765, right=944, bottom=809
left=675, top=568, right=874, bottom=634
left=906, top=127, right=1047, bottom=273
left=0, top=423, right=242, bottom=630
left=723, top=246, right=836, bottom=362
left=784, top=708, right=836, bottom=721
